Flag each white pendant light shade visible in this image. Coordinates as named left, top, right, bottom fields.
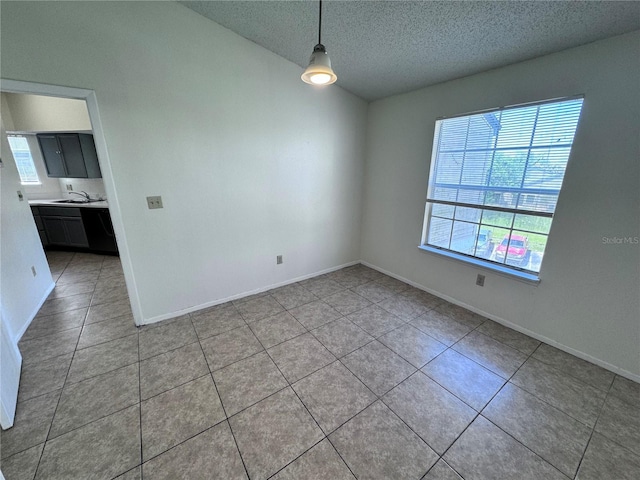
left=302, top=1, right=337, bottom=86
left=301, top=44, right=337, bottom=85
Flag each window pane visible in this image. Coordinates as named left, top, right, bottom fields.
left=454, top=206, right=482, bottom=223
left=427, top=217, right=452, bottom=249
left=432, top=203, right=454, bottom=219
left=7, top=135, right=40, bottom=184
left=450, top=221, right=479, bottom=255
left=481, top=210, right=514, bottom=229
left=513, top=214, right=552, bottom=234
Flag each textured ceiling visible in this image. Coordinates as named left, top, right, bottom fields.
left=180, top=1, right=640, bottom=101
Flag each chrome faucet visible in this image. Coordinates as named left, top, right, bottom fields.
left=69, top=191, right=91, bottom=202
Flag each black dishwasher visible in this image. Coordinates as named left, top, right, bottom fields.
left=80, top=208, right=118, bottom=254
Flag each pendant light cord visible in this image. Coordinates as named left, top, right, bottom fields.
left=318, top=0, right=322, bottom=45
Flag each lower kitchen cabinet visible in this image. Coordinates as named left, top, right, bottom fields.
left=33, top=205, right=117, bottom=253
left=42, top=216, right=89, bottom=247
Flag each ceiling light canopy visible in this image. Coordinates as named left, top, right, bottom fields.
left=301, top=1, right=337, bottom=86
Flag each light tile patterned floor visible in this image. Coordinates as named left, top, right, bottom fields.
left=1, top=251, right=639, bottom=479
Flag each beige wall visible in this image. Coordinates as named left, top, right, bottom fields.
left=3, top=92, right=91, bottom=132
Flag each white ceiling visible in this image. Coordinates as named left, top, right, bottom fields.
left=180, top=1, right=640, bottom=101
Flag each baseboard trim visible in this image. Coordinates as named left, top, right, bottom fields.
left=361, top=261, right=640, bottom=383
left=139, top=260, right=360, bottom=326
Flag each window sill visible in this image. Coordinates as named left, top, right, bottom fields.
left=418, top=245, right=541, bottom=285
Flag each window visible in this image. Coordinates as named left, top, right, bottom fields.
left=421, top=97, right=584, bottom=278
left=7, top=135, right=40, bottom=184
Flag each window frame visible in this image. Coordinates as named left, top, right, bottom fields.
left=419, top=95, right=584, bottom=282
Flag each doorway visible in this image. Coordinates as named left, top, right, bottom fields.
left=0, top=78, right=139, bottom=324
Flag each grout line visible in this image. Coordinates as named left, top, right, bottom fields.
left=189, top=314, right=252, bottom=480
left=136, top=312, right=143, bottom=479
left=31, top=252, right=90, bottom=479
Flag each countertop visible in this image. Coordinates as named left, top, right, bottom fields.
left=29, top=199, right=109, bottom=209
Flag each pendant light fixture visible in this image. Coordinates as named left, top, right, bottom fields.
left=301, top=0, right=337, bottom=86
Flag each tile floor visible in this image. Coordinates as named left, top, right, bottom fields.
left=1, top=251, right=639, bottom=479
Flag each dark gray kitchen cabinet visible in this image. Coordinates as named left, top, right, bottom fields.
left=39, top=207, right=89, bottom=248
left=31, top=206, right=49, bottom=247
left=37, top=133, right=101, bottom=179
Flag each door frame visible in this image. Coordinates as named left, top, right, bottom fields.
left=1, top=78, right=143, bottom=325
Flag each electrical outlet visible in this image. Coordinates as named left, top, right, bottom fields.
left=276, top=255, right=283, bottom=265
left=17, top=190, right=24, bottom=201
left=66, top=184, right=73, bottom=191
left=476, top=274, right=485, bottom=287
left=146, top=196, right=163, bottom=209
left=31, top=266, right=37, bottom=277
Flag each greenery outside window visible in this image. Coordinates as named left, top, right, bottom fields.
left=420, top=97, right=584, bottom=278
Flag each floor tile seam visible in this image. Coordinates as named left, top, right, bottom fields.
left=265, top=341, right=338, bottom=384
left=579, top=385, right=640, bottom=464
left=526, top=354, right=616, bottom=395
left=77, top=311, right=138, bottom=335
left=191, top=316, right=252, bottom=480
left=64, top=356, right=140, bottom=387
left=464, top=344, right=583, bottom=478
left=419, top=348, right=501, bottom=414
left=186, top=310, right=246, bottom=343
left=264, top=437, right=330, bottom=480
left=47, top=284, right=96, bottom=302
left=506, top=349, right=610, bottom=427
left=135, top=337, right=201, bottom=364
left=472, top=324, right=542, bottom=356
left=309, top=325, right=378, bottom=361
left=333, top=353, right=387, bottom=401
left=46, top=398, right=142, bottom=445
left=188, top=315, right=250, bottom=334
left=140, top=371, right=212, bottom=403
left=476, top=413, right=575, bottom=479
left=136, top=319, right=144, bottom=480
left=0, top=441, right=45, bottom=469
left=34, top=308, right=88, bottom=479
left=419, top=458, right=462, bottom=480
left=271, top=344, right=361, bottom=480
left=74, top=328, right=139, bottom=353
left=446, top=340, right=523, bottom=381
left=366, top=395, right=442, bottom=476
left=89, top=295, right=131, bottom=309
left=377, top=369, right=455, bottom=457
left=407, top=320, right=467, bottom=349
left=359, top=319, right=416, bottom=344
left=321, top=400, right=410, bottom=480
left=84, top=310, right=136, bottom=327
left=245, top=316, right=310, bottom=351
left=15, top=352, right=76, bottom=401
left=376, top=334, right=442, bottom=370
left=138, top=417, right=234, bottom=470
left=270, top=291, right=321, bottom=312
left=336, top=346, right=418, bottom=398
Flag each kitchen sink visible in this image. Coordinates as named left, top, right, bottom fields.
left=54, top=199, right=102, bottom=204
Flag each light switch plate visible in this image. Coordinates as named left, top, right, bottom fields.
left=146, top=196, right=163, bottom=209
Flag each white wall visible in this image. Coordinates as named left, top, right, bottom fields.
left=0, top=122, right=54, bottom=427
left=0, top=1, right=367, bottom=322
left=361, top=32, right=640, bottom=379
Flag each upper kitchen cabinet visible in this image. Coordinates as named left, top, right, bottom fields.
left=37, top=133, right=101, bottom=178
